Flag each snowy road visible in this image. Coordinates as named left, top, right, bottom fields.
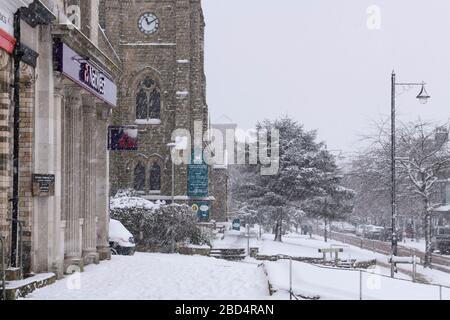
left=24, top=253, right=270, bottom=300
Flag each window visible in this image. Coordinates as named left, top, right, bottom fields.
left=149, top=162, right=161, bottom=191
left=134, top=163, right=146, bottom=191
left=136, top=76, right=161, bottom=121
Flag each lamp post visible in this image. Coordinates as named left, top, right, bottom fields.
left=390, top=71, right=430, bottom=278
left=167, top=142, right=177, bottom=204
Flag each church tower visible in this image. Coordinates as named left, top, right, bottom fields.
left=102, top=0, right=213, bottom=216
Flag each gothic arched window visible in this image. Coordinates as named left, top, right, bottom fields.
left=135, top=76, right=161, bottom=120
left=134, top=163, right=146, bottom=191
left=149, top=162, right=161, bottom=191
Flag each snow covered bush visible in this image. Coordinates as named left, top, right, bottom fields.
left=110, top=193, right=211, bottom=251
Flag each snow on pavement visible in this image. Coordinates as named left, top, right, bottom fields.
left=265, top=259, right=450, bottom=300
left=24, top=253, right=270, bottom=300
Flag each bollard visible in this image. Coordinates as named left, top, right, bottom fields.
left=0, top=236, right=5, bottom=300
left=246, top=224, right=250, bottom=257
left=289, top=257, right=293, bottom=301
left=359, top=270, right=363, bottom=300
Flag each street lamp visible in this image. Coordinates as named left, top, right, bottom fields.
left=390, top=71, right=430, bottom=278
left=167, top=142, right=177, bottom=204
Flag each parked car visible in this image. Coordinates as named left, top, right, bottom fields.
left=366, top=226, right=385, bottom=240
left=356, top=225, right=367, bottom=237
left=356, top=225, right=385, bottom=240
left=382, top=227, right=404, bottom=243
left=431, top=227, right=450, bottom=255
left=109, top=219, right=136, bottom=256
left=356, top=225, right=374, bottom=237
left=331, top=222, right=356, bottom=234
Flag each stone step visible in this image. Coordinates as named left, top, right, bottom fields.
left=2, top=273, right=56, bottom=300
left=210, top=249, right=246, bottom=253
left=211, top=255, right=247, bottom=261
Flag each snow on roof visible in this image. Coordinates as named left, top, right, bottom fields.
left=109, top=219, right=133, bottom=239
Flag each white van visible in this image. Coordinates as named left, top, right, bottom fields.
left=109, top=219, right=136, bottom=256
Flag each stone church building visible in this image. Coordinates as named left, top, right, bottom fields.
left=103, top=0, right=227, bottom=221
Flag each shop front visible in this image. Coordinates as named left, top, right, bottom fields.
left=51, top=28, right=119, bottom=273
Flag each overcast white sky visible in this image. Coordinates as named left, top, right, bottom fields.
left=203, top=0, right=450, bottom=154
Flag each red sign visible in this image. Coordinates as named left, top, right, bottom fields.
left=0, top=28, right=15, bottom=54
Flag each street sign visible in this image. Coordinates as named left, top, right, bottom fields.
left=232, top=219, right=241, bottom=231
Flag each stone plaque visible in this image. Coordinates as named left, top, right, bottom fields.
left=32, top=174, right=55, bottom=197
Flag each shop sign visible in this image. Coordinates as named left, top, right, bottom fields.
left=0, top=8, right=15, bottom=54
left=54, top=41, right=117, bottom=107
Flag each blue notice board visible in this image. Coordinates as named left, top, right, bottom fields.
left=188, top=164, right=209, bottom=197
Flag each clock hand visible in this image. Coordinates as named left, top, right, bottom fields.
left=148, top=18, right=158, bottom=25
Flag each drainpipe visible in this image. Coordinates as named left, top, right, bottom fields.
left=10, top=9, right=23, bottom=269
left=1, top=235, right=5, bottom=300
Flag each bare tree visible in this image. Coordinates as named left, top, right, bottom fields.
left=396, top=121, right=450, bottom=267
left=345, top=119, right=450, bottom=267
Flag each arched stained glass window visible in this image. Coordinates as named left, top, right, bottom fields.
left=135, top=76, right=161, bottom=120
left=134, top=163, right=146, bottom=191
left=149, top=162, right=161, bottom=191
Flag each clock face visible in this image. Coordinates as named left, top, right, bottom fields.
left=138, top=13, right=160, bottom=35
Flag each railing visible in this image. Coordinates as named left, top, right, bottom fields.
left=273, top=254, right=450, bottom=300
left=316, top=228, right=450, bottom=273
left=0, top=235, right=5, bottom=300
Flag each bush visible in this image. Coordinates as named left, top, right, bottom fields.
left=110, top=193, right=211, bottom=251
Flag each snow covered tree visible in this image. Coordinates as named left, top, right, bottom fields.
left=231, top=117, right=351, bottom=242
left=303, top=173, right=355, bottom=242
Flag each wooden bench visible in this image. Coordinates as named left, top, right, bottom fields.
left=318, top=248, right=344, bottom=264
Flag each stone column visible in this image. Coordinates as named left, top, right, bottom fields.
left=81, top=95, right=99, bottom=264
left=63, top=86, right=84, bottom=271
left=96, top=104, right=111, bottom=260
left=51, top=74, right=64, bottom=278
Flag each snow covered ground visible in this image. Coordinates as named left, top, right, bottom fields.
left=23, top=231, right=450, bottom=300
left=266, top=259, right=450, bottom=300
left=24, top=253, right=269, bottom=300
left=215, top=231, right=450, bottom=288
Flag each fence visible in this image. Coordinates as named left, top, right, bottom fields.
left=274, top=255, right=450, bottom=300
